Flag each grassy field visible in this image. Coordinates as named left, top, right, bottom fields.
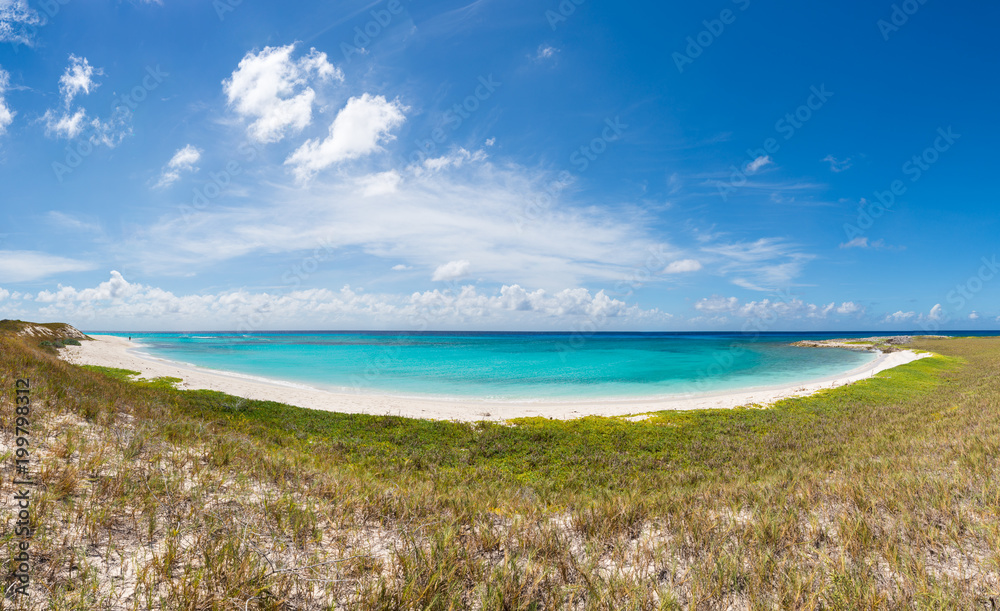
left=1, top=332, right=998, bottom=609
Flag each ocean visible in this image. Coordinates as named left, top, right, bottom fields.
left=84, top=331, right=936, bottom=401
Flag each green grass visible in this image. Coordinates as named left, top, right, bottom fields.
left=1, top=333, right=998, bottom=609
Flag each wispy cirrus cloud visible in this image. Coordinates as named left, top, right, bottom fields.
left=822, top=154, right=852, bottom=172
left=0, top=250, right=96, bottom=283
left=700, top=237, right=815, bottom=291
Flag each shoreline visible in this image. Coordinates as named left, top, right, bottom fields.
left=58, top=335, right=931, bottom=421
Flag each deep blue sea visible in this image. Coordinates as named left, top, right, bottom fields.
left=89, top=331, right=993, bottom=401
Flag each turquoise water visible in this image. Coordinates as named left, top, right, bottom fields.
left=98, top=332, right=879, bottom=401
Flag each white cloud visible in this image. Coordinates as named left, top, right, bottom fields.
left=0, top=0, right=41, bottom=47
left=224, top=44, right=342, bottom=144
left=694, top=296, right=740, bottom=314
left=432, top=260, right=471, bottom=282
left=746, top=155, right=772, bottom=174
left=836, top=301, right=863, bottom=315
left=39, top=56, right=131, bottom=147
left=927, top=303, right=943, bottom=321
left=420, top=148, right=486, bottom=173
left=47, top=211, right=102, bottom=233
left=534, top=45, right=558, bottom=62
left=30, top=272, right=671, bottom=331
left=0, top=67, right=13, bottom=135
left=356, top=170, right=402, bottom=197
left=839, top=236, right=903, bottom=251
left=127, top=155, right=679, bottom=289
left=663, top=259, right=702, bottom=274
left=884, top=310, right=916, bottom=323
left=285, top=93, right=406, bottom=180
left=840, top=237, right=869, bottom=249
left=391, top=264, right=411, bottom=271
left=0, top=250, right=95, bottom=283
left=695, top=296, right=865, bottom=322
left=155, top=144, right=202, bottom=188
left=822, top=155, right=852, bottom=172
left=59, top=55, right=102, bottom=107
left=41, top=107, right=131, bottom=147
left=969, top=311, right=979, bottom=321
left=701, top=238, right=814, bottom=291
left=42, top=108, right=87, bottom=138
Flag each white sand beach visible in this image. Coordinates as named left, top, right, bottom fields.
left=59, top=335, right=931, bottom=422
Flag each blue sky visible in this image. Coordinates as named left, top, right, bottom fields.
left=0, top=0, right=997, bottom=331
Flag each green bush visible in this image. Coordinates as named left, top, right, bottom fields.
left=62, top=338, right=81, bottom=346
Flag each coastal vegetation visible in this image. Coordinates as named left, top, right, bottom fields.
left=1, top=324, right=998, bottom=609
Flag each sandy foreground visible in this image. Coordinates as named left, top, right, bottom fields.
left=58, top=335, right=931, bottom=422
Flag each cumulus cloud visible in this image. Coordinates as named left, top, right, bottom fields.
left=0, top=250, right=95, bottom=283
left=39, top=55, right=131, bottom=147
left=882, top=304, right=943, bottom=324
left=223, top=44, right=342, bottom=144
left=285, top=93, right=406, bottom=180
left=391, top=264, right=411, bottom=271
left=884, top=310, right=916, bottom=323
left=59, top=54, right=102, bottom=107
left=31, top=272, right=671, bottom=330
left=695, top=295, right=863, bottom=322
left=432, top=260, right=471, bottom=282
left=155, top=145, right=202, bottom=188
left=0, top=0, right=41, bottom=47
left=42, top=108, right=86, bottom=138
left=836, top=301, right=863, bottom=315
left=969, top=311, right=979, bottom=321
left=663, top=259, right=702, bottom=274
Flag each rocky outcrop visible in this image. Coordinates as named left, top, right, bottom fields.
left=791, top=336, right=917, bottom=353
left=0, top=320, right=90, bottom=341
